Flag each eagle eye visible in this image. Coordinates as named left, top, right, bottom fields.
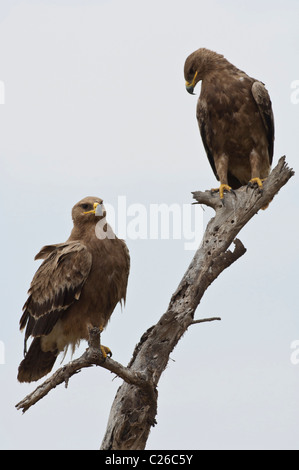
left=81, top=203, right=89, bottom=210
left=189, top=67, right=195, bottom=78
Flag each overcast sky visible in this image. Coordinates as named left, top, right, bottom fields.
left=0, top=0, right=298, bottom=450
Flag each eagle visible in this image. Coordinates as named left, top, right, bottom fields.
left=17, top=196, right=130, bottom=383
left=184, top=48, right=274, bottom=201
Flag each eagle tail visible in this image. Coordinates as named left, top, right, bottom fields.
left=17, top=337, right=58, bottom=383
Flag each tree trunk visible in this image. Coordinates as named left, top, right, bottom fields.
left=16, top=157, right=294, bottom=450
left=100, top=157, right=294, bottom=449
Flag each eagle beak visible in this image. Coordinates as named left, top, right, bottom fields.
left=185, top=83, right=195, bottom=95
left=185, top=71, right=198, bottom=95
left=84, top=202, right=103, bottom=216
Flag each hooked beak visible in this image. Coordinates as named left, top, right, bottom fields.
left=185, top=70, right=198, bottom=95
left=84, top=202, right=103, bottom=217
left=185, top=84, right=195, bottom=95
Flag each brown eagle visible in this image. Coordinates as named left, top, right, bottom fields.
left=18, top=196, right=130, bottom=383
left=184, top=48, right=274, bottom=201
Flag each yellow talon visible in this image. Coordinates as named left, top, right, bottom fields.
left=211, top=184, right=234, bottom=200
left=248, top=177, right=265, bottom=189
left=100, top=345, right=112, bottom=359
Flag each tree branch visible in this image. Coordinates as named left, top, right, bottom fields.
left=191, top=317, right=221, bottom=325
left=15, top=156, right=295, bottom=449
left=16, top=328, right=153, bottom=414
left=100, top=156, right=294, bottom=450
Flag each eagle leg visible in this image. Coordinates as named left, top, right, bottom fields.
left=211, top=184, right=236, bottom=203
left=98, top=325, right=112, bottom=358
left=87, top=325, right=112, bottom=358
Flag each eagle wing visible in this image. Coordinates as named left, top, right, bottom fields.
left=118, top=238, right=130, bottom=305
left=196, top=99, right=218, bottom=179
left=251, top=81, right=275, bottom=165
left=20, top=241, right=92, bottom=350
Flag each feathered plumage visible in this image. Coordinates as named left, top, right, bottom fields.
left=184, top=48, right=274, bottom=200
left=18, top=197, right=130, bottom=382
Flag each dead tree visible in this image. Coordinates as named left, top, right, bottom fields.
left=16, top=156, right=294, bottom=450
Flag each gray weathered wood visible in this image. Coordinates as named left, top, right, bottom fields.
left=16, top=156, right=294, bottom=450
left=100, top=156, right=294, bottom=450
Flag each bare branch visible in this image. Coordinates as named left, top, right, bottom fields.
left=100, top=156, right=294, bottom=450
left=191, top=317, right=221, bottom=325
left=16, top=327, right=153, bottom=414
left=15, top=156, right=295, bottom=449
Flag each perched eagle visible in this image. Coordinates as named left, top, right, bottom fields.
left=18, top=197, right=130, bottom=383
left=184, top=48, right=274, bottom=201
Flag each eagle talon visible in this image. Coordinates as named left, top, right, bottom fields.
left=211, top=184, right=235, bottom=202
left=100, top=345, right=112, bottom=360
left=247, top=177, right=265, bottom=194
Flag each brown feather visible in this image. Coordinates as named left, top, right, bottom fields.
left=18, top=196, right=130, bottom=382
left=17, top=337, right=58, bottom=383
left=184, top=48, right=275, bottom=188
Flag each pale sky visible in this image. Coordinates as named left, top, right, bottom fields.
left=0, top=0, right=298, bottom=450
